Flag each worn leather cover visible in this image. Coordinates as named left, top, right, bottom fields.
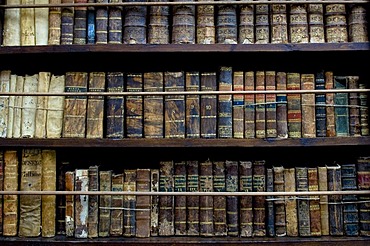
left=126, top=72, right=143, bottom=138
left=158, top=161, right=174, bottom=236
left=218, top=66, right=233, bottom=138
left=239, top=161, right=253, bottom=237
left=88, top=165, right=99, bottom=238
left=200, top=72, right=217, bottom=138
left=185, top=71, right=200, bottom=138
left=213, top=160, right=227, bottom=236
left=301, top=73, right=316, bottom=138
left=186, top=160, right=200, bottom=236
left=174, top=161, right=187, bottom=235
left=199, top=159, right=214, bottom=236
left=136, top=169, right=151, bottom=238
left=74, top=169, right=89, bottom=238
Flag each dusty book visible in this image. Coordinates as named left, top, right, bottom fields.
left=21, top=73, right=39, bottom=138
left=174, top=161, right=187, bottom=235
left=226, top=160, right=239, bottom=236
left=301, top=73, right=316, bottom=138
left=126, top=72, right=143, bottom=138
left=74, top=169, right=89, bottom=238
left=108, top=0, right=122, bottom=44
left=158, top=160, right=174, bottom=236
left=213, top=160, right=226, bottom=236
left=111, top=173, right=124, bottom=236
left=239, top=161, right=253, bottom=237
left=123, top=1, right=147, bottom=44
left=172, top=2, right=195, bottom=44
left=216, top=3, right=237, bottom=44
left=35, top=72, right=51, bottom=138
left=218, top=66, right=233, bottom=138
left=88, top=165, right=99, bottom=238
left=327, top=164, right=344, bottom=236
left=186, top=160, right=200, bottom=236
left=136, top=168, right=151, bottom=238
left=98, top=170, right=112, bottom=237
left=46, top=75, right=65, bottom=138
left=185, top=71, right=200, bottom=138
left=200, top=72, right=217, bottom=138
left=199, top=159, right=213, bottom=236
left=233, top=71, right=244, bottom=138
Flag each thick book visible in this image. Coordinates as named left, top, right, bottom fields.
left=315, top=71, right=326, bottom=137
left=233, top=71, right=244, bottom=138
left=46, top=75, right=65, bottom=138
left=0, top=70, right=10, bottom=138
left=74, top=169, right=89, bottom=238
left=86, top=72, right=106, bottom=139
left=348, top=5, right=369, bottom=42
left=2, top=0, right=21, bottom=46
left=41, top=149, right=57, bottom=238
left=34, top=0, right=48, bottom=45
left=62, top=72, right=88, bottom=138
left=73, top=0, right=87, bottom=44
left=359, top=82, right=369, bottom=136
left=253, top=160, right=266, bottom=236
left=65, top=171, right=75, bottom=237
left=98, top=170, right=112, bottom=237
left=238, top=5, right=254, bottom=44
left=284, top=167, right=298, bottom=236
left=357, top=156, right=370, bottom=236
left=106, top=72, right=125, bottom=139
left=244, top=71, right=255, bottom=138
left=3, top=150, right=19, bottom=236
left=164, top=71, right=185, bottom=138
left=150, top=169, right=160, bottom=236
left=185, top=71, right=200, bottom=138
left=172, top=3, right=195, bottom=44
left=325, top=4, right=348, bottom=43
left=174, top=161, right=187, bottom=235
left=289, top=4, right=309, bottom=43
left=266, top=71, right=277, bottom=138
left=95, top=0, right=108, bottom=44
left=199, top=159, right=214, bottom=236
left=147, top=0, right=170, bottom=44
left=308, top=4, right=325, bottom=43
left=255, top=4, right=269, bottom=43
left=266, top=168, right=275, bottom=237
left=325, top=71, right=336, bottom=137
left=108, top=0, right=123, bottom=44
left=35, top=72, right=51, bottom=138
left=196, top=0, right=215, bottom=44
left=126, top=72, right=143, bottom=138
left=216, top=4, right=237, bottom=44
left=287, top=72, right=302, bottom=138
left=48, top=0, right=61, bottom=45
left=136, top=169, right=151, bottom=238
left=226, top=160, right=239, bottom=236
left=270, top=3, right=288, bottom=43
left=301, top=73, right=316, bottom=138
left=20, top=0, right=35, bottom=46
left=348, top=76, right=361, bottom=136
left=308, top=167, right=321, bottom=236
left=186, top=160, right=199, bottom=236
left=334, top=75, right=350, bottom=137
left=213, top=160, right=227, bottom=236
left=273, top=166, right=286, bottom=237
left=123, top=1, right=147, bottom=44
left=218, top=66, right=233, bottom=138
left=19, top=148, right=42, bottom=237
left=87, top=165, right=99, bottom=238
left=295, top=166, right=310, bottom=236
left=318, top=166, right=329, bottom=235
left=200, top=72, right=217, bottom=138
left=21, top=73, right=38, bottom=138
left=276, top=71, right=288, bottom=138
left=60, top=0, right=74, bottom=44
left=327, top=164, right=344, bottom=236
left=239, top=161, right=253, bottom=237
left=143, top=72, right=164, bottom=138
left=12, top=75, right=24, bottom=138
left=56, top=161, right=70, bottom=235
left=158, top=160, right=174, bottom=236
left=111, top=173, right=124, bottom=236
left=255, top=71, right=266, bottom=139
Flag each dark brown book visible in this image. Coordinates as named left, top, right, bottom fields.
left=273, top=166, right=286, bottom=237
left=87, top=165, right=99, bottom=238
left=123, top=170, right=137, bottom=237
left=266, top=71, right=277, bottom=138
left=325, top=4, right=348, bottom=43
left=289, top=4, right=309, bottom=43
left=123, top=3, right=147, bottom=44
left=186, top=160, right=200, bottom=236
left=65, top=170, right=75, bottom=237
left=287, top=72, right=302, bottom=138
left=172, top=3, right=195, bottom=44
left=199, top=159, right=214, bottom=236
left=276, top=71, right=288, bottom=138
left=284, top=168, right=298, bottom=236
left=255, top=71, right=266, bottom=138
left=48, top=0, right=61, bottom=45
left=255, top=4, right=269, bottom=43
left=74, top=169, right=89, bottom=238
left=318, top=166, right=329, bottom=235
left=62, top=72, right=88, bottom=138
left=60, top=0, right=74, bottom=44
left=244, top=71, right=255, bottom=138
left=216, top=4, right=237, bottom=44
left=327, top=165, right=343, bottom=236
left=147, top=0, right=170, bottom=44
left=225, top=160, right=239, bottom=236
left=213, top=160, right=227, bottom=236
left=98, top=170, right=112, bottom=237
left=348, top=76, right=361, bottom=136
left=359, top=82, right=369, bottom=136
left=185, top=71, right=200, bottom=138
left=239, top=161, right=253, bottom=237
left=111, top=173, right=124, bottom=236
left=233, top=71, right=244, bottom=138
left=266, top=168, right=275, bottom=237
left=126, top=72, right=144, bottom=138
left=55, top=161, right=69, bottom=235
left=136, top=169, right=151, bottom=238
left=73, top=0, right=87, bottom=44
left=348, top=4, right=369, bottom=42
left=200, top=72, right=217, bottom=138
left=218, top=66, right=233, bottom=138
left=357, top=156, right=370, bottom=236
left=270, top=3, right=288, bottom=43
left=95, top=0, right=108, bottom=44
left=295, top=167, right=310, bottom=237
left=150, top=169, right=160, bottom=236
left=196, top=1, right=215, bottom=44
left=308, top=4, right=325, bottom=43
left=108, top=0, right=123, bottom=44
left=301, top=73, right=316, bottom=138
left=239, top=5, right=254, bottom=44
left=253, top=160, right=266, bottom=237
left=174, top=161, right=187, bottom=235
left=308, top=167, right=321, bottom=236
left=325, top=71, right=336, bottom=137
left=158, top=160, right=174, bottom=236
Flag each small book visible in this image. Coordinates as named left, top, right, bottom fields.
left=98, top=170, right=112, bottom=237
left=126, top=72, right=143, bottom=138
left=60, top=0, right=74, bottom=44
left=357, top=156, right=370, bottom=236
left=273, top=166, right=286, bottom=237
left=348, top=76, right=361, bottom=136
left=56, top=161, right=71, bottom=235
left=21, top=73, right=38, bottom=138
left=172, top=3, right=195, bottom=44
left=218, top=66, right=233, bottom=138
left=200, top=72, right=217, bottom=138
left=233, top=71, right=244, bottom=138
left=287, top=72, right=302, bottom=138
left=174, top=161, right=187, bottom=235
left=20, top=0, right=36, bottom=46
left=255, top=71, right=266, bottom=139
left=186, top=160, right=199, bottom=236
left=48, top=0, right=61, bottom=45
left=88, top=165, right=99, bottom=238
left=348, top=5, right=369, bottom=42
left=123, top=1, right=147, bottom=44
left=226, top=160, right=239, bottom=236
left=255, top=4, right=269, bottom=44
left=266, top=168, right=275, bottom=237
left=284, top=168, right=298, bottom=236
left=111, top=173, right=124, bottom=236
left=196, top=1, right=215, bottom=44
left=0, top=70, right=10, bottom=138
left=334, top=75, right=350, bottom=137
left=74, top=169, right=89, bottom=238
left=238, top=5, right=254, bottom=44
left=2, top=0, right=21, bottom=46
left=308, top=4, right=325, bottom=43
left=46, top=75, right=65, bottom=138
left=108, top=0, right=123, bottom=44
left=266, top=71, right=277, bottom=138
left=315, top=71, right=326, bottom=137
left=136, top=169, right=151, bottom=238
left=295, top=166, right=311, bottom=237
left=244, top=71, right=255, bottom=138
left=185, top=71, right=200, bottom=138
left=253, top=160, right=266, bottom=236
left=359, top=82, right=369, bottom=136
left=95, top=0, right=108, bottom=44
left=308, top=167, right=321, bottom=236
left=199, top=159, right=214, bottom=236
left=318, top=166, right=329, bottom=235
left=147, top=0, right=170, bottom=44
left=12, top=75, right=24, bottom=138
left=150, top=169, right=160, bottom=236
left=325, top=4, right=348, bottom=43
left=158, top=160, right=174, bottom=236
left=325, top=71, right=336, bottom=137
left=213, top=160, right=227, bottom=236
left=270, top=3, right=288, bottom=43
left=327, top=164, right=344, bottom=236
left=239, top=161, right=253, bottom=237
left=216, top=4, right=237, bottom=44
left=289, top=4, right=309, bottom=43
left=301, top=73, right=316, bottom=138
left=35, top=72, right=51, bottom=138
left=276, top=71, right=288, bottom=138
left=73, top=0, right=87, bottom=44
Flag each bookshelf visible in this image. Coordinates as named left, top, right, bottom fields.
left=0, top=0, right=370, bottom=245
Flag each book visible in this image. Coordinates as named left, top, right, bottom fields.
left=2, top=0, right=21, bottom=46
left=199, top=159, right=213, bottom=236
left=164, top=71, right=185, bottom=138
left=74, top=169, right=89, bottom=238
left=213, top=160, right=227, bottom=236
left=12, top=75, right=24, bottom=138
left=87, top=165, right=99, bottom=238
left=136, top=169, right=151, bottom=238
left=238, top=5, right=254, bottom=44
left=111, top=173, right=124, bottom=236
left=295, top=167, right=311, bottom=236
left=98, top=170, right=112, bottom=237
left=348, top=76, right=361, bottom=136
left=216, top=4, right=237, bottom=44
left=158, top=160, right=174, bottom=236
left=106, top=72, right=125, bottom=139
left=60, top=0, right=74, bottom=44
left=86, top=0, right=95, bottom=44
left=108, top=0, right=122, bottom=44
left=318, top=166, right=329, bottom=235
left=172, top=3, right=196, bottom=44
left=270, top=3, right=288, bottom=43
left=266, top=168, right=275, bottom=237
left=334, top=75, right=350, bottom=137
left=186, top=160, right=199, bottom=236
left=233, top=71, right=244, bottom=138
left=289, top=4, right=309, bottom=43
left=255, top=71, right=266, bottom=138
left=226, top=160, right=239, bottom=236
left=6, top=74, right=15, bottom=138
left=255, top=4, right=269, bottom=44
left=325, top=71, right=336, bottom=137
left=253, top=160, right=266, bottom=236
left=287, top=72, right=302, bottom=138
left=62, top=72, right=88, bottom=138
left=0, top=70, right=10, bottom=138
left=273, top=166, right=286, bottom=237
left=0, top=151, right=3, bottom=235
left=21, top=73, right=38, bottom=138
left=123, top=2, right=147, bottom=44
left=185, top=71, right=200, bottom=138
left=56, top=161, right=71, bottom=235
left=348, top=4, right=369, bottom=42
left=308, top=167, right=321, bottom=236
left=308, top=4, right=325, bottom=43
left=46, top=75, right=65, bottom=138
left=147, top=0, right=170, bottom=44
left=315, top=71, right=326, bottom=137
left=357, top=156, right=370, bottom=236
left=150, top=169, right=160, bottom=236
left=276, top=71, right=288, bottom=138
left=327, top=164, right=344, bottom=236
left=19, top=148, right=42, bottom=237
left=284, top=168, right=298, bottom=236
left=35, top=72, right=51, bottom=138
left=20, top=0, right=35, bottom=45
left=239, top=161, right=253, bottom=237
left=48, top=0, right=62, bottom=45
left=34, top=0, right=49, bottom=45
left=359, top=82, right=369, bottom=136
left=65, top=170, right=75, bottom=237
left=301, top=73, right=316, bottom=138
left=86, top=72, right=106, bottom=139
left=174, top=161, right=187, bottom=235
left=143, top=72, right=164, bottom=138
left=218, top=66, right=233, bottom=138
left=41, top=149, right=57, bottom=238
left=126, top=72, right=143, bottom=138
left=196, top=0, right=215, bottom=44
left=325, top=4, right=348, bottom=43
left=3, top=150, right=19, bottom=236
left=95, top=0, right=108, bottom=44
left=266, top=71, right=277, bottom=138
left=244, top=71, right=255, bottom=138
left=200, top=72, right=217, bottom=138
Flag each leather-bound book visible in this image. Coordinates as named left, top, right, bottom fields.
left=150, top=169, right=160, bottom=236
left=199, top=159, right=213, bottom=236
left=108, top=0, right=123, bottom=44
left=289, top=4, right=309, bottom=43
left=348, top=76, right=361, bottom=136
left=185, top=71, right=200, bottom=138
left=334, top=76, right=350, bottom=137
left=147, top=0, right=170, bottom=44
left=172, top=2, right=195, bottom=44
left=239, top=161, right=253, bottom=237
left=218, top=66, right=233, bottom=138
left=164, top=71, right=185, bottom=138
left=244, top=71, right=255, bottom=138
left=252, top=160, right=266, bottom=236
left=61, top=0, right=74, bottom=44
left=41, top=150, right=57, bottom=238
left=186, top=160, right=199, bottom=236
left=144, top=72, right=164, bottom=138
left=266, top=168, right=275, bottom=237
left=46, top=75, right=65, bottom=138
left=328, top=165, right=344, bottom=236
left=255, top=4, right=269, bottom=43
left=325, top=71, right=336, bottom=137
left=6, top=74, right=16, bottom=138
left=86, top=0, right=95, bottom=44
left=18, top=149, right=42, bottom=237
left=308, top=167, right=321, bottom=236
left=123, top=169, right=137, bottom=237
left=348, top=4, right=369, bottom=42
left=287, top=72, right=302, bottom=138
left=21, top=73, right=38, bottom=138
left=86, top=72, right=106, bottom=139
left=98, top=170, right=112, bottom=237
left=341, top=163, right=359, bottom=236
left=158, top=160, right=174, bottom=236
left=255, top=71, right=266, bottom=139
left=295, top=166, right=310, bottom=236
left=273, top=166, right=286, bottom=237
left=270, top=2, right=288, bottom=44
left=174, top=161, right=187, bottom=235
left=0, top=151, right=3, bottom=235
left=123, top=1, right=147, bottom=44
left=111, top=173, right=124, bottom=236
left=35, top=72, right=51, bottom=138
left=233, top=71, right=244, bottom=138
left=213, top=160, right=227, bottom=236
left=136, top=169, right=151, bottom=238
left=239, top=5, right=254, bottom=44
left=20, top=0, right=35, bottom=46
left=200, top=72, right=217, bottom=138
left=315, top=71, right=326, bottom=137
left=73, top=0, right=87, bottom=44
left=308, top=4, right=325, bottom=43
left=357, top=156, right=370, bottom=236
left=48, top=0, right=61, bottom=45
left=276, top=71, right=288, bottom=138
left=95, top=0, right=108, bottom=44
left=284, top=168, right=298, bottom=236
left=301, top=73, right=316, bottom=138
left=266, top=71, right=277, bottom=138
left=56, top=161, right=70, bottom=235
left=226, top=160, right=239, bottom=236
left=325, top=4, right=348, bottom=43
left=3, top=150, right=19, bottom=236
left=2, top=0, right=21, bottom=46
left=0, top=70, right=10, bottom=138
left=216, top=3, right=237, bottom=44
left=359, top=82, right=369, bottom=136
left=62, top=72, right=88, bottom=138
left=106, top=72, right=125, bottom=139
left=126, top=72, right=143, bottom=138
left=74, top=169, right=89, bottom=238
left=196, top=0, right=215, bottom=44
left=88, top=165, right=99, bottom=238
left=318, top=166, right=329, bottom=235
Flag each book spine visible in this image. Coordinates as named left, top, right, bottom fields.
left=255, top=4, right=269, bottom=44
left=73, top=0, right=87, bottom=44
left=255, top=71, right=266, bottom=139
left=213, top=160, right=227, bottom=236
left=95, top=0, right=108, bottom=44
left=123, top=170, right=137, bottom=237
left=315, top=71, right=326, bottom=137
left=136, top=169, right=151, bottom=238
left=289, top=4, right=309, bottom=43
left=147, top=0, right=170, bottom=44
left=359, top=83, right=369, bottom=136
left=74, top=169, right=89, bottom=238
left=196, top=1, right=215, bottom=44
left=325, top=71, right=336, bottom=137
left=218, top=66, right=233, bottom=138
left=87, top=165, right=99, bottom=238
left=98, top=170, right=112, bottom=237
left=86, top=0, right=95, bottom=44
left=265, top=71, right=277, bottom=138
left=308, top=4, right=325, bottom=43
left=150, top=169, right=160, bottom=236
left=295, top=166, right=311, bottom=236
left=327, top=165, right=344, bottom=236
left=111, top=173, right=124, bottom=236
left=158, top=160, right=174, bottom=236
left=199, top=159, right=214, bottom=236
left=233, top=71, right=244, bottom=138
left=35, top=72, right=51, bottom=138
left=108, top=0, right=123, bottom=44
left=20, top=0, right=35, bottom=46
left=172, top=4, right=196, bottom=44
left=276, top=71, right=288, bottom=138
left=287, top=72, right=302, bottom=138
left=348, top=5, right=369, bottom=42
left=325, top=4, right=348, bottom=43
left=61, top=0, right=74, bottom=44
left=238, top=5, right=254, bottom=44
left=284, top=168, right=298, bottom=236
left=186, top=160, right=199, bottom=236
left=46, top=75, right=65, bottom=138
left=318, top=166, right=329, bottom=235
left=239, top=161, right=253, bottom=237
left=226, top=160, right=239, bottom=236
left=0, top=151, right=3, bottom=235
left=266, top=168, right=275, bottom=237
left=0, top=70, right=10, bottom=138
left=334, top=76, right=350, bottom=137
left=348, top=76, right=361, bottom=136
left=185, top=71, right=200, bottom=138
left=48, top=0, right=61, bottom=45
left=200, top=72, right=217, bottom=138
left=273, top=166, right=286, bottom=237
left=2, top=0, right=21, bottom=46
left=123, top=3, right=147, bottom=44
left=174, top=161, right=187, bottom=235
left=7, top=74, right=15, bottom=138
left=56, top=161, right=70, bottom=235
left=270, top=3, right=288, bottom=44
left=12, top=75, right=24, bottom=138
left=253, top=160, right=266, bottom=236
left=357, top=156, right=370, bottom=236
left=216, top=4, right=237, bottom=44
left=126, top=72, right=144, bottom=138
left=308, top=167, right=321, bottom=236
left=301, top=73, right=316, bottom=138
left=244, top=71, right=255, bottom=138
left=21, top=73, right=38, bottom=138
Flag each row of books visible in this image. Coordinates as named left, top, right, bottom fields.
left=0, top=69, right=368, bottom=139
left=0, top=148, right=369, bottom=238
left=1, top=2, right=368, bottom=46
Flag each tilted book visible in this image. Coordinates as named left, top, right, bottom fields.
left=226, top=160, right=239, bottom=236
left=238, top=5, right=254, bottom=44
left=174, top=161, right=187, bottom=235
left=65, top=171, right=75, bottom=237
left=136, top=169, right=151, bottom=238
left=266, top=71, right=277, bottom=138
left=233, top=71, right=244, bottom=138
left=98, top=170, right=112, bottom=237
left=359, top=82, right=369, bottom=136
left=172, top=2, right=196, bottom=44
left=255, top=4, right=269, bottom=44
left=126, top=72, right=143, bottom=138
left=239, top=161, right=253, bottom=237
left=253, top=160, right=266, bottom=236
left=60, top=0, right=74, bottom=44
left=216, top=4, right=237, bottom=44
left=318, top=166, right=329, bottom=235
left=315, top=71, right=326, bottom=137
left=0, top=70, right=10, bottom=138
left=123, top=1, right=147, bottom=44
left=218, top=66, right=233, bottom=138
left=21, top=73, right=38, bottom=138
left=276, top=71, right=288, bottom=138
left=74, top=169, right=89, bottom=238
left=73, top=0, right=87, bottom=44
left=200, top=72, right=217, bottom=138
left=186, top=160, right=199, bottom=236
left=284, top=168, right=298, bottom=236
left=213, top=160, right=227, bottom=236
left=46, top=75, right=65, bottom=138
left=327, top=164, right=343, bottom=236
left=20, top=0, right=36, bottom=46
left=88, top=165, right=99, bottom=238
left=158, top=160, right=174, bottom=236
left=273, top=166, right=286, bottom=237
left=150, top=169, right=160, bottom=236
left=62, top=72, right=88, bottom=138
left=199, top=159, right=214, bottom=236
left=348, top=76, right=361, bottom=136
left=95, top=0, right=108, bottom=44
left=295, top=166, right=310, bottom=237
left=111, top=173, right=124, bottom=236
left=48, top=0, right=61, bottom=45
left=287, top=72, right=302, bottom=138
left=325, top=4, right=348, bottom=43
left=266, top=168, right=275, bottom=237
left=270, top=3, right=288, bottom=44
left=357, top=156, right=370, bottom=236
left=348, top=4, right=369, bottom=42
left=308, top=4, right=325, bottom=43
left=289, top=4, right=309, bottom=43
left=196, top=0, right=215, bottom=44
left=334, top=76, right=350, bottom=137
left=301, top=73, right=316, bottom=138
left=108, top=0, right=123, bottom=44
left=244, top=71, right=255, bottom=138
left=35, top=72, right=51, bottom=138
left=147, top=0, right=170, bottom=44
left=255, top=71, right=266, bottom=139
left=325, top=71, right=336, bottom=137
left=2, top=0, right=21, bottom=46
left=185, top=71, right=200, bottom=138
left=308, top=167, right=321, bottom=236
